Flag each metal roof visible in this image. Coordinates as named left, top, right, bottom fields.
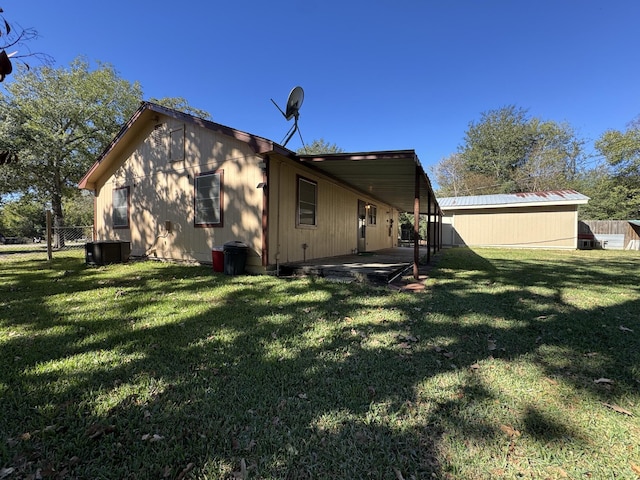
left=299, top=151, right=441, bottom=215
left=438, top=190, right=590, bottom=210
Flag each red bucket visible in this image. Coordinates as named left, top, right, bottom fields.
left=212, top=247, right=224, bottom=272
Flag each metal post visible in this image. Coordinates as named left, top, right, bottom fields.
left=46, top=210, right=52, bottom=261
left=413, top=165, right=420, bottom=279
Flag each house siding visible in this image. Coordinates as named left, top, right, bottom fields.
left=91, top=112, right=400, bottom=272
left=268, top=156, right=398, bottom=265
left=93, top=114, right=265, bottom=270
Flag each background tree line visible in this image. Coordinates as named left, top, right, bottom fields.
left=1, top=59, right=638, bottom=241
left=432, top=105, right=640, bottom=220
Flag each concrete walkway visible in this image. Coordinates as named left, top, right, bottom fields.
left=280, top=247, right=438, bottom=290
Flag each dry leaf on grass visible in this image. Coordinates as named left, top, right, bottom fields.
left=603, top=403, right=633, bottom=416
left=594, top=378, right=615, bottom=385
left=500, top=424, right=521, bottom=437
left=176, top=463, right=194, bottom=480
left=630, top=462, right=640, bottom=475
left=619, top=325, right=634, bottom=333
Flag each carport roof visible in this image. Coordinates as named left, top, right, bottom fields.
left=299, top=151, right=441, bottom=216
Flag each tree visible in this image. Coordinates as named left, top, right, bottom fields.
left=460, top=105, right=535, bottom=193
left=0, top=194, right=45, bottom=238
left=0, top=57, right=211, bottom=246
left=149, top=96, right=211, bottom=120
left=0, top=57, right=142, bottom=245
left=297, top=138, right=344, bottom=155
left=435, top=106, right=586, bottom=196
left=593, top=119, right=640, bottom=219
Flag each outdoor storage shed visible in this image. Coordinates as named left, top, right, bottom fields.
left=438, top=190, right=589, bottom=249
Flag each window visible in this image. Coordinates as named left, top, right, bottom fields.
left=195, top=171, right=223, bottom=227
left=113, top=186, right=130, bottom=228
left=170, top=127, right=184, bottom=161
left=367, top=204, right=377, bottom=225
left=297, top=176, right=317, bottom=227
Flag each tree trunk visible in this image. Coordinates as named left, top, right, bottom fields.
left=52, top=191, right=65, bottom=248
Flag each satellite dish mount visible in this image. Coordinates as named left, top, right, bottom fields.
left=271, top=86, right=304, bottom=148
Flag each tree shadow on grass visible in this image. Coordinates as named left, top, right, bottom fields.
left=1, top=248, right=639, bottom=478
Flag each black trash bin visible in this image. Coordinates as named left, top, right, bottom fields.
left=223, top=241, right=248, bottom=275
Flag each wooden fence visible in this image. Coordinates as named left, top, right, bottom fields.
left=579, top=220, right=640, bottom=250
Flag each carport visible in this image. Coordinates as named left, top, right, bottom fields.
left=299, top=150, right=443, bottom=278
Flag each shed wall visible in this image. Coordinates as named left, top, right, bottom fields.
left=444, top=206, right=578, bottom=249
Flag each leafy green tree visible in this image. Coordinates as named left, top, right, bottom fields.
left=297, top=138, right=344, bottom=155
left=593, top=121, right=640, bottom=219
left=63, top=191, right=94, bottom=226
left=0, top=57, right=210, bottom=246
left=460, top=105, right=535, bottom=193
left=0, top=57, right=142, bottom=243
left=437, top=106, right=586, bottom=196
left=0, top=194, right=45, bottom=238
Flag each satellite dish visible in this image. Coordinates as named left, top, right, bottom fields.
left=284, top=86, right=304, bottom=121
left=271, top=86, right=305, bottom=148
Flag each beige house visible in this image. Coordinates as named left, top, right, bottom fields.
left=79, top=102, right=441, bottom=273
left=439, top=190, right=589, bottom=249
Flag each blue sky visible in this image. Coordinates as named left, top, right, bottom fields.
left=4, top=1, right=639, bottom=175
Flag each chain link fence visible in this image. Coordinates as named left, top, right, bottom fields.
left=50, top=225, right=94, bottom=249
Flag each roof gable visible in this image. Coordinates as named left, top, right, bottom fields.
left=78, top=102, right=292, bottom=189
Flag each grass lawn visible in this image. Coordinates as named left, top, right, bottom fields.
left=1, top=246, right=639, bottom=479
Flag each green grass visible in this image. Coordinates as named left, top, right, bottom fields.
left=1, top=247, right=639, bottom=479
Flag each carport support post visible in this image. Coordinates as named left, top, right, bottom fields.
left=426, top=189, right=432, bottom=264
left=413, top=165, right=420, bottom=279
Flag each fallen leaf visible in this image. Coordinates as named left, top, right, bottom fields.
left=231, top=458, right=248, bottom=479
left=162, top=465, right=172, bottom=478
left=176, top=463, right=194, bottom=480
left=443, top=351, right=455, bottom=359
left=500, top=424, right=521, bottom=437
left=398, top=342, right=412, bottom=349
left=594, top=378, right=615, bottom=385
left=603, top=403, right=633, bottom=416
left=469, top=363, right=481, bottom=371
left=584, top=352, right=598, bottom=357
left=630, top=462, right=640, bottom=475
left=393, top=466, right=405, bottom=480
left=297, top=393, right=307, bottom=400
left=619, top=325, right=634, bottom=333
left=0, top=468, right=15, bottom=479
left=487, top=340, right=497, bottom=351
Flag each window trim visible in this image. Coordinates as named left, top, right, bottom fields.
left=296, top=175, right=318, bottom=228
left=113, top=186, right=130, bottom=229
left=367, top=204, right=377, bottom=226
left=194, top=170, right=224, bottom=228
